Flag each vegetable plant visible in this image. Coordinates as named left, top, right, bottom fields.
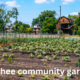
left=62, top=56, right=70, bottom=62
left=45, top=56, right=51, bottom=61
left=3, top=53, right=8, bottom=58
left=29, top=53, right=34, bottom=58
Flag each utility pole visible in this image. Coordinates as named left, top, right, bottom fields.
left=15, top=8, right=17, bottom=41
left=59, top=6, right=61, bottom=36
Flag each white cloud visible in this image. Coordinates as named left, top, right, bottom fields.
left=34, top=0, right=55, bottom=4
left=64, top=0, right=75, bottom=2
left=62, top=0, right=75, bottom=5
left=0, top=1, right=20, bottom=7
left=62, top=2, right=68, bottom=4
left=34, top=0, right=47, bottom=3
left=51, top=0, right=55, bottom=2
left=66, top=12, right=78, bottom=17
left=70, top=12, right=78, bottom=15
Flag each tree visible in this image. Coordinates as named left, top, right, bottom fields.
left=32, top=18, right=39, bottom=26
left=32, top=10, right=56, bottom=26
left=0, top=4, right=14, bottom=32
left=25, top=27, right=33, bottom=34
left=32, top=10, right=57, bottom=33
left=68, top=13, right=80, bottom=32
left=41, top=17, right=56, bottom=33
left=18, top=25, right=24, bottom=33
left=13, top=21, right=30, bottom=33
left=12, top=7, right=19, bottom=21
left=68, top=15, right=77, bottom=22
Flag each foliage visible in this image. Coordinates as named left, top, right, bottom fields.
left=32, top=10, right=57, bottom=33
left=69, top=71, right=73, bottom=78
left=25, top=27, right=33, bottom=33
left=45, top=56, right=51, bottom=61
left=68, top=13, right=80, bottom=32
left=0, top=58, right=4, bottom=62
left=59, top=30, right=63, bottom=34
left=62, top=56, right=70, bottom=61
left=31, top=74, right=36, bottom=79
left=37, top=53, right=43, bottom=59
left=29, top=53, right=34, bottom=58
left=77, top=30, right=80, bottom=36
left=43, top=75, right=49, bottom=80
left=64, top=76, right=69, bottom=80
left=17, top=70, right=23, bottom=77
left=13, top=21, right=30, bottom=33
left=53, top=54, right=59, bottom=60
left=3, top=53, right=8, bottom=58
left=9, top=53, right=14, bottom=58
left=0, top=4, right=14, bottom=31
left=8, top=57, right=12, bottom=64
left=53, top=74, right=57, bottom=78
left=41, top=17, right=56, bottom=33
left=75, top=57, right=80, bottom=67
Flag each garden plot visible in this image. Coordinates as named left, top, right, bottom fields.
left=0, top=38, right=80, bottom=80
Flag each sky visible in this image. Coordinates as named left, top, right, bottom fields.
left=0, top=0, right=80, bottom=26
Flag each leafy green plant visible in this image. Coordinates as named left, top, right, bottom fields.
left=62, top=56, right=70, bottom=61
left=64, top=76, right=69, bottom=80
left=8, top=57, right=12, bottom=64
left=3, top=53, right=8, bottom=58
left=45, top=56, right=51, bottom=61
left=53, top=74, right=57, bottom=78
left=43, top=75, right=49, bottom=80
left=37, top=53, right=43, bottom=59
left=70, top=71, right=73, bottom=78
left=44, top=62, right=47, bottom=66
left=17, top=71, right=23, bottom=77
left=53, top=54, right=59, bottom=60
left=65, top=64, right=68, bottom=67
left=18, top=62, right=21, bottom=65
left=9, top=53, right=14, bottom=58
left=0, top=58, right=4, bottom=62
left=29, top=53, right=34, bottom=58
left=75, top=57, right=80, bottom=67
left=31, top=74, right=36, bottom=79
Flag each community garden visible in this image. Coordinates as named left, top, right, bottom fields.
left=0, top=37, right=80, bottom=80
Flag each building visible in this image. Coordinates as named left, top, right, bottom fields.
left=57, top=16, right=76, bottom=35
left=33, top=24, right=42, bottom=34
left=5, top=24, right=15, bottom=32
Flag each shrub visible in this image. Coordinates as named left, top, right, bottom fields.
left=77, top=30, right=80, bottom=36
left=59, top=30, right=63, bottom=34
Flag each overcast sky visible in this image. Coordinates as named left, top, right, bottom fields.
left=0, top=0, right=79, bottom=26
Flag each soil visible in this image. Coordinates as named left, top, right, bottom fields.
left=0, top=51, right=80, bottom=80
